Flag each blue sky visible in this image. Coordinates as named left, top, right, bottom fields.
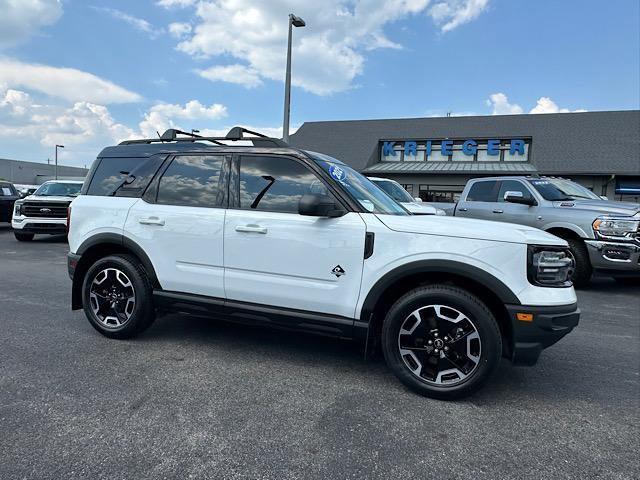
left=0, top=0, right=638, bottom=167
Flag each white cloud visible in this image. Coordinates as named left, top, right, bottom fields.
left=429, top=0, right=489, bottom=32
left=0, top=0, right=62, bottom=48
left=92, top=7, right=160, bottom=38
left=138, top=100, right=228, bottom=137
left=487, top=92, right=586, bottom=115
left=198, top=64, right=263, bottom=88
left=168, top=22, right=192, bottom=38
left=486, top=92, right=524, bottom=115
left=160, top=0, right=490, bottom=95
left=0, top=58, right=141, bottom=104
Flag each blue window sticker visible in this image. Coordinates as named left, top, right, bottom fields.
left=329, top=165, right=346, bottom=182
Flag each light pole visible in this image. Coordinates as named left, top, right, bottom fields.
left=282, top=13, right=305, bottom=143
left=55, top=144, right=64, bottom=180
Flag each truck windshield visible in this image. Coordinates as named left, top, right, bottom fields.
left=34, top=182, right=82, bottom=197
left=372, top=180, right=414, bottom=203
left=528, top=178, right=600, bottom=201
left=306, top=152, right=408, bottom=215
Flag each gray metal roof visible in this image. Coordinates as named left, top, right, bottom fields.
left=290, top=110, right=640, bottom=175
left=363, top=161, right=537, bottom=174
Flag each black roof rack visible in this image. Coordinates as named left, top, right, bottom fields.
left=119, top=126, right=289, bottom=147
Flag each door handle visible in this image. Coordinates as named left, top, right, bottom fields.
left=493, top=209, right=504, bottom=214
left=139, top=216, right=165, bottom=226
left=235, top=224, right=267, bottom=234
left=458, top=207, right=468, bottom=212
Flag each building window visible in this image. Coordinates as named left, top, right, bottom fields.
left=401, top=184, right=414, bottom=196
left=418, top=184, right=465, bottom=203
left=427, top=148, right=450, bottom=162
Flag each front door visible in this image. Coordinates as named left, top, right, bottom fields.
left=124, top=154, right=228, bottom=298
left=224, top=154, right=367, bottom=319
left=496, top=179, right=539, bottom=227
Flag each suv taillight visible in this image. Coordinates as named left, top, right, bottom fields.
left=66, top=206, right=71, bottom=233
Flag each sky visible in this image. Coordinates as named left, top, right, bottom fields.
left=0, top=0, right=638, bottom=167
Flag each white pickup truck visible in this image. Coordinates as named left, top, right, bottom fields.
left=445, top=176, right=640, bottom=286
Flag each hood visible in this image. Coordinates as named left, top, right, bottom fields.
left=553, top=199, right=640, bottom=217
left=22, top=194, right=76, bottom=202
left=377, top=214, right=565, bottom=246
left=401, top=202, right=438, bottom=215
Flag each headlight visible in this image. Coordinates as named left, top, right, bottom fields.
left=593, top=216, right=640, bottom=241
left=527, top=246, right=574, bottom=287
left=14, top=202, right=22, bottom=216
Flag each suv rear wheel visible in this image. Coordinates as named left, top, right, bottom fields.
left=14, top=232, right=34, bottom=242
left=382, top=285, right=501, bottom=400
left=82, top=254, right=155, bottom=339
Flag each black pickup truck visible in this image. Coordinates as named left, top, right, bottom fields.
left=0, top=181, right=20, bottom=223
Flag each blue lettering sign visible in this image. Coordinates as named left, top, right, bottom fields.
left=382, top=141, right=396, bottom=156
left=426, top=140, right=432, bottom=156
left=404, top=141, right=417, bottom=157
left=462, top=139, right=477, bottom=155
left=510, top=139, right=525, bottom=155
left=441, top=139, right=453, bottom=156
left=487, top=139, right=500, bottom=156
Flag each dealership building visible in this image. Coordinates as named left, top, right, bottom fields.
left=290, top=110, right=640, bottom=203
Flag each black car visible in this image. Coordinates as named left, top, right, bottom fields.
left=0, top=181, right=20, bottom=223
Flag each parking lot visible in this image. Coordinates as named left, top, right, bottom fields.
left=0, top=225, right=638, bottom=480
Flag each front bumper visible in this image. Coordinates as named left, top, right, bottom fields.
left=584, top=240, right=640, bottom=275
left=506, top=303, right=580, bottom=366
left=12, top=216, right=67, bottom=235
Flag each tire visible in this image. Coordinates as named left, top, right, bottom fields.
left=82, top=254, right=156, bottom=339
left=381, top=285, right=502, bottom=400
left=565, top=238, right=592, bottom=288
left=14, top=231, right=34, bottom=242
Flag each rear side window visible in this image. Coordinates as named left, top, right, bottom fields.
left=466, top=181, right=498, bottom=202
left=0, top=184, right=16, bottom=196
left=238, top=155, right=328, bottom=213
left=86, top=157, right=142, bottom=196
left=156, top=155, right=225, bottom=208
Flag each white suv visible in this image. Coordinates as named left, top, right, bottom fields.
left=67, top=128, right=579, bottom=399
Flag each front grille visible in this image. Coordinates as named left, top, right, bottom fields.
left=22, top=201, right=70, bottom=218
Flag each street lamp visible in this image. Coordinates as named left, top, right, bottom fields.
left=55, top=145, right=64, bottom=180
left=282, top=13, right=305, bottom=143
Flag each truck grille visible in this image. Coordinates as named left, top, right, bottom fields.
left=22, top=201, right=70, bottom=218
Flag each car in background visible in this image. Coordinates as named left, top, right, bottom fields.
left=12, top=180, right=83, bottom=241
left=14, top=184, right=39, bottom=198
left=0, top=181, right=20, bottom=223
left=368, top=177, right=446, bottom=215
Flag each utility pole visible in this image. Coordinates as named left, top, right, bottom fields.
left=55, top=145, right=64, bottom=180
left=282, top=13, right=306, bottom=143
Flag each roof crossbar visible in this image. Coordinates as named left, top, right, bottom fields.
left=119, top=126, right=288, bottom=147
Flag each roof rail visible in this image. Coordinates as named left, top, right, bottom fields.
left=119, top=126, right=289, bottom=147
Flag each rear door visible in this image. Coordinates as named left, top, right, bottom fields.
left=224, top=154, right=367, bottom=319
left=455, top=180, right=499, bottom=220
left=124, top=154, right=228, bottom=298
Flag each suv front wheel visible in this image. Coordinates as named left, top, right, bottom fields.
left=382, top=285, right=501, bottom=400
left=82, top=254, right=156, bottom=339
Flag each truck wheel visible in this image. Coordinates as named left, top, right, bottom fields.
left=82, top=254, right=155, bottom=339
left=381, top=285, right=501, bottom=400
left=566, top=238, right=592, bottom=288
left=14, top=232, right=34, bottom=242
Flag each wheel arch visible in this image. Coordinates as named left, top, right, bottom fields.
left=360, top=260, right=520, bottom=358
left=543, top=223, right=588, bottom=239
left=72, top=234, right=160, bottom=309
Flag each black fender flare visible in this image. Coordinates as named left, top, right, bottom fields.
left=360, top=259, right=521, bottom=324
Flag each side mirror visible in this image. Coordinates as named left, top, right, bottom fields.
left=504, top=190, right=536, bottom=206
left=298, top=194, right=346, bottom=218
left=414, top=197, right=423, bottom=203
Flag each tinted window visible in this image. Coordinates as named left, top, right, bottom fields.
left=115, top=155, right=166, bottom=197
left=498, top=180, right=533, bottom=202
left=0, top=184, right=16, bottom=196
left=239, top=156, right=327, bottom=213
left=86, top=157, right=141, bottom=196
left=466, top=181, right=498, bottom=202
left=34, top=182, right=81, bottom=197
left=157, top=155, right=225, bottom=208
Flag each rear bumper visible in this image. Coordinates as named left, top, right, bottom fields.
left=67, top=252, right=81, bottom=280
left=506, top=303, right=580, bottom=365
left=585, top=240, right=640, bottom=275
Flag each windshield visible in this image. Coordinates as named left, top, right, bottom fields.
left=372, top=179, right=414, bottom=203
left=34, top=182, right=82, bottom=197
left=306, top=152, right=408, bottom=215
left=528, top=178, right=600, bottom=201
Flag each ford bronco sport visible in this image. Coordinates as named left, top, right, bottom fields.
left=67, top=128, right=580, bottom=399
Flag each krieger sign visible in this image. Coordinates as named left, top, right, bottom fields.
left=382, top=139, right=528, bottom=158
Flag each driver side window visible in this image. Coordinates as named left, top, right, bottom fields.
left=238, top=155, right=328, bottom=213
left=498, top=180, right=533, bottom=202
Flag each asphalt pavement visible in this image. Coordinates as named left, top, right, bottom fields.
left=0, top=225, right=638, bottom=480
